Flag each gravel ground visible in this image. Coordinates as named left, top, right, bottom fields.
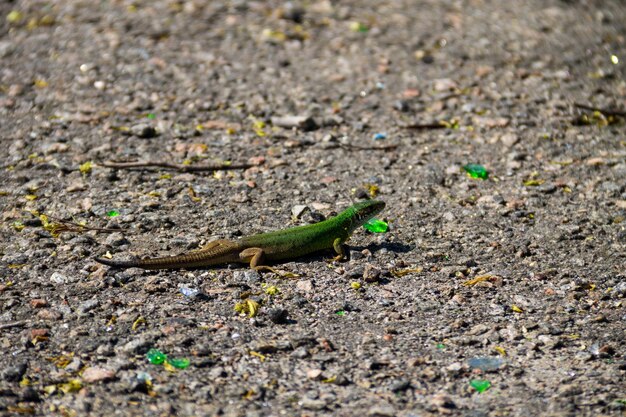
left=1, top=0, right=625, bottom=416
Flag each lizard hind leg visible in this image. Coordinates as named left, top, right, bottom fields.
left=239, top=247, right=266, bottom=268
left=240, top=247, right=299, bottom=278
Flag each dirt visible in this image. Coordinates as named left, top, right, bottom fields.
left=1, top=0, right=625, bottom=416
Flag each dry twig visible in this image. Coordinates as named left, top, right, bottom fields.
left=401, top=122, right=447, bottom=130
left=0, top=321, right=29, bottom=330
left=45, top=215, right=123, bottom=233
left=338, top=143, right=399, bottom=151
left=99, top=160, right=255, bottom=172
left=574, top=103, right=626, bottom=117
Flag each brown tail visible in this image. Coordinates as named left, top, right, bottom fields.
left=94, top=239, right=242, bottom=270
left=94, top=257, right=141, bottom=269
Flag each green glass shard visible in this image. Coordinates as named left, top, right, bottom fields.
left=106, top=210, right=120, bottom=217
left=166, top=358, right=190, bottom=369
left=463, top=164, right=489, bottom=180
left=470, top=379, right=491, bottom=393
left=146, top=349, right=167, bottom=365
left=364, top=218, right=388, bottom=233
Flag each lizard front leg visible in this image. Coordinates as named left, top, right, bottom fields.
left=329, top=237, right=347, bottom=262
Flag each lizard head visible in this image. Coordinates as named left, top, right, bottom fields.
left=348, top=199, right=386, bottom=231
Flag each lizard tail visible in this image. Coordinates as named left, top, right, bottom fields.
left=94, top=257, right=141, bottom=269
left=94, top=239, right=242, bottom=270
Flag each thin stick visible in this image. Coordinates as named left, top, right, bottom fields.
left=574, top=103, right=626, bottom=117
left=338, top=143, right=399, bottom=151
left=401, top=122, right=447, bottom=130
left=0, top=321, right=29, bottom=330
left=99, top=160, right=255, bottom=172
left=46, top=215, right=124, bottom=233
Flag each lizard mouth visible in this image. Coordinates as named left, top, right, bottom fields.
left=352, top=200, right=386, bottom=229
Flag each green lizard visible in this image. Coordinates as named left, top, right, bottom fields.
left=94, top=199, right=385, bottom=270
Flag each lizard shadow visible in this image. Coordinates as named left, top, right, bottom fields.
left=278, top=240, right=412, bottom=265
left=348, top=241, right=413, bottom=255
left=160, top=240, right=413, bottom=269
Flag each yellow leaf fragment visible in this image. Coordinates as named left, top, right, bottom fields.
left=187, top=187, right=202, bottom=202
left=264, top=285, right=279, bottom=295
left=38, top=15, right=55, bottom=26
left=163, top=361, right=177, bottom=373
left=493, top=346, right=507, bottom=356
left=262, top=28, right=287, bottom=42
left=362, top=183, right=379, bottom=198
left=246, top=299, right=259, bottom=318
left=463, top=275, right=492, bottom=286
left=511, top=305, right=523, bottom=313
left=351, top=282, right=361, bottom=290
left=249, top=350, right=266, bottom=362
left=39, top=214, right=68, bottom=238
left=79, top=161, right=93, bottom=175
left=43, top=385, right=57, bottom=395
left=7, top=405, right=35, bottom=414
left=24, top=194, right=38, bottom=201
left=7, top=10, right=24, bottom=24
left=234, top=299, right=260, bottom=318
left=132, top=316, right=146, bottom=331
left=390, top=266, right=423, bottom=277
left=250, top=118, right=267, bottom=137
left=322, top=376, right=337, bottom=384
left=32, top=335, right=49, bottom=345
left=46, top=353, right=74, bottom=369
left=523, top=179, right=545, bottom=187
left=59, top=379, right=82, bottom=394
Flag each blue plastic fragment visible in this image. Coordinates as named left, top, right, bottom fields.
left=373, top=132, right=387, bottom=140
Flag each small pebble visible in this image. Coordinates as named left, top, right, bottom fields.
left=363, top=264, right=381, bottom=283
left=296, top=280, right=314, bottom=293
left=267, top=308, right=289, bottom=324
left=2, top=363, right=27, bottom=382
left=130, top=123, right=158, bottom=138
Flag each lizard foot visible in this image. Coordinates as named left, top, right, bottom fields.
left=253, top=265, right=299, bottom=278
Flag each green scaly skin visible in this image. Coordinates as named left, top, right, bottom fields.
left=95, top=200, right=385, bottom=270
